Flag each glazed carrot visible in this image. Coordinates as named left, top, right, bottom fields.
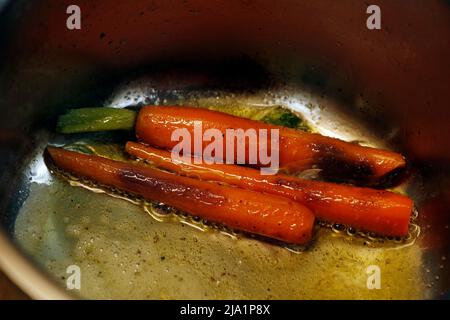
left=126, top=142, right=413, bottom=237
left=45, top=147, right=315, bottom=244
left=135, top=106, right=406, bottom=186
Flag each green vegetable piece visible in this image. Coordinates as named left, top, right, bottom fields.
left=260, top=107, right=303, bottom=129
left=207, top=105, right=310, bottom=130
left=57, top=108, right=137, bottom=134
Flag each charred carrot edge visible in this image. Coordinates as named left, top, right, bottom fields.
left=126, top=142, right=413, bottom=237
left=45, top=147, right=315, bottom=245
left=135, top=106, right=406, bottom=186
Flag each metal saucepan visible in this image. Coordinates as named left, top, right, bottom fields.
left=0, top=0, right=449, bottom=299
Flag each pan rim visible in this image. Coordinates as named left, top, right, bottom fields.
left=0, top=230, right=72, bottom=300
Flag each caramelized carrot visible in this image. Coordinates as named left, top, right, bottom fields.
left=126, top=142, right=413, bottom=237
left=135, top=106, right=406, bottom=186
left=45, top=147, right=315, bottom=244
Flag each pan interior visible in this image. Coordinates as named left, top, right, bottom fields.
left=13, top=75, right=425, bottom=299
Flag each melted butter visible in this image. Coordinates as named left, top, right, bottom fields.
left=14, top=168, right=424, bottom=299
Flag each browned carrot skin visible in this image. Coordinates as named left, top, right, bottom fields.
left=135, top=106, right=406, bottom=186
left=45, top=147, right=315, bottom=244
left=126, top=142, right=413, bottom=237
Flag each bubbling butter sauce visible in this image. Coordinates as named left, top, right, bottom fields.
left=14, top=87, right=424, bottom=299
